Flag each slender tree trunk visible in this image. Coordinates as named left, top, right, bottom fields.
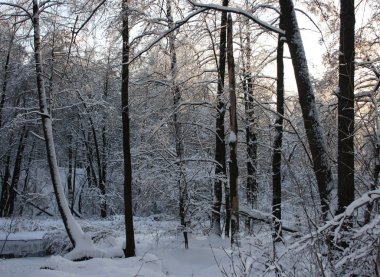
left=100, top=125, right=107, bottom=218
left=122, top=0, right=136, bottom=257
left=227, top=14, right=239, bottom=246
left=68, top=135, right=74, bottom=212
left=0, top=31, right=14, bottom=129
left=272, top=23, right=285, bottom=241
left=6, top=127, right=28, bottom=216
left=32, top=0, right=87, bottom=248
left=212, top=0, right=228, bottom=237
left=337, top=0, right=355, bottom=215
left=279, top=0, right=334, bottom=220
left=239, top=11, right=256, bottom=232
left=166, top=0, right=188, bottom=249
left=0, top=155, right=11, bottom=217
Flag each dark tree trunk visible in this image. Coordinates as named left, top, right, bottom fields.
left=227, top=14, right=239, bottom=246
left=242, top=9, right=257, bottom=211
left=122, top=0, right=136, bottom=257
left=6, top=128, right=28, bottom=216
left=337, top=0, right=355, bottom=215
left=100, top=125, right=107, bottom=218
left=0, top=155, right=11, bottom=217
left=212, top=0, right=228, bottom=237
left=272, top=22, right=285, bottom=242
left=279, top=0, right=334, bottom=220
left=166, top=0, right=188, bottom=249
left=68, top=136, right=74, bottom=213
left=0, top=31, right=14, bottom=128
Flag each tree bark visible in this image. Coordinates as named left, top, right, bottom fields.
left=272, top=21, right=284, bottom=241
left=0, top=32, right=13, bottom=129
left=166, top=0, right=188, bottom=249
left=212, top=0, right=228, bottom=237
left=279, top=0, right=334, bottom=220
left=6, top=127, right=28, bottom=216
left=122, top=0, right=136, bottom=257
left=32, top=0, right=87, bottom=248
left=337, top=0, right=355, bottom=215
left=227, top=14, right=239, bottom=246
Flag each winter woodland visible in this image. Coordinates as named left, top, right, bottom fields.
left=0, top=0, right=379, bottom=276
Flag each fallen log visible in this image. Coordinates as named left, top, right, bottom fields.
left=239, top=206, right=299, bottom=233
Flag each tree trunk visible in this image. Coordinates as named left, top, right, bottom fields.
left=166, top=0, right=188, bottom=249
left=272, top=22, right=285, bottom=241
left=337, top=0, right=355, bottom=215
left=241, top=6, right=257, bottom=233
left=32, top=0, right=87, bottom=248
left=279, top=0, right=334, bottom=220
left=212, top=0, right=228, bottom=237
left=68, top=135, right=74, bottom=213
left=227, top=14, right=239, bottom=246
left=6, top=127, right=28, bottom=216
left=0, top=30, right=14, bottom=128
left=0, top=154, right=11, bottom=217
left=121, top=0, right=136, bottom=257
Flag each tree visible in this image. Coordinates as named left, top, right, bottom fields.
left=337, top=0, right=355, bottom=215
left=227, top=13, right=239, bottom=245
left=121, top=0, right=136, bottom=257
left=272, top=15, right=284, bottom=241
left=211, top=0, right=228, bottom=237
left=279, top=0, right=334, bottom=220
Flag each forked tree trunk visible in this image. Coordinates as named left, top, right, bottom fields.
left=212, top=0, right=228, bottom=237
left=272, top=21, right=284, bottom=241
left=227, top=14, right=239, bottom=246
left=32, top=0, right=87, bottom=248
left=337, top=0, right=355, bottom=215
left=279, top=0, right=334, bottom=220
left=121, top=0, right=136, bottom=257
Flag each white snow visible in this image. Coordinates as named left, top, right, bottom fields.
left=228, top=131, right=237, bottom=144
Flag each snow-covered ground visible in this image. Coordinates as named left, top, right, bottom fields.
left=1, top=216, right=274, bottom=277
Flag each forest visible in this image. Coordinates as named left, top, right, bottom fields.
left=0, top=0, right=379, bottom=276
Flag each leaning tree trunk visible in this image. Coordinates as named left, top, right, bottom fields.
left=121, top=0, right=136, bottom=257
left=227, top=14, right=239, bottom=246
left=272, top=21, right=285, bottom=241
left=337, top=0, right=355, bottom=215
left=212, top=0, right=228, bottom=237
left=279, top=0, right=334, bottom=220
left=32, top=0, right=87, bottom=248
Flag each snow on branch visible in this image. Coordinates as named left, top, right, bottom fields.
left=290, top=189, right=380, bottom=251
left=128, top=7, right=208, bottom=65
left=188, top=1, right=284, bottom=35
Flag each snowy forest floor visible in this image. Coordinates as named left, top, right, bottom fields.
left=0, top=216, right=316, bottom=277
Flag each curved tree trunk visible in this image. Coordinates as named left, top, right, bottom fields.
left=32, top=0, right=87, bottom=248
